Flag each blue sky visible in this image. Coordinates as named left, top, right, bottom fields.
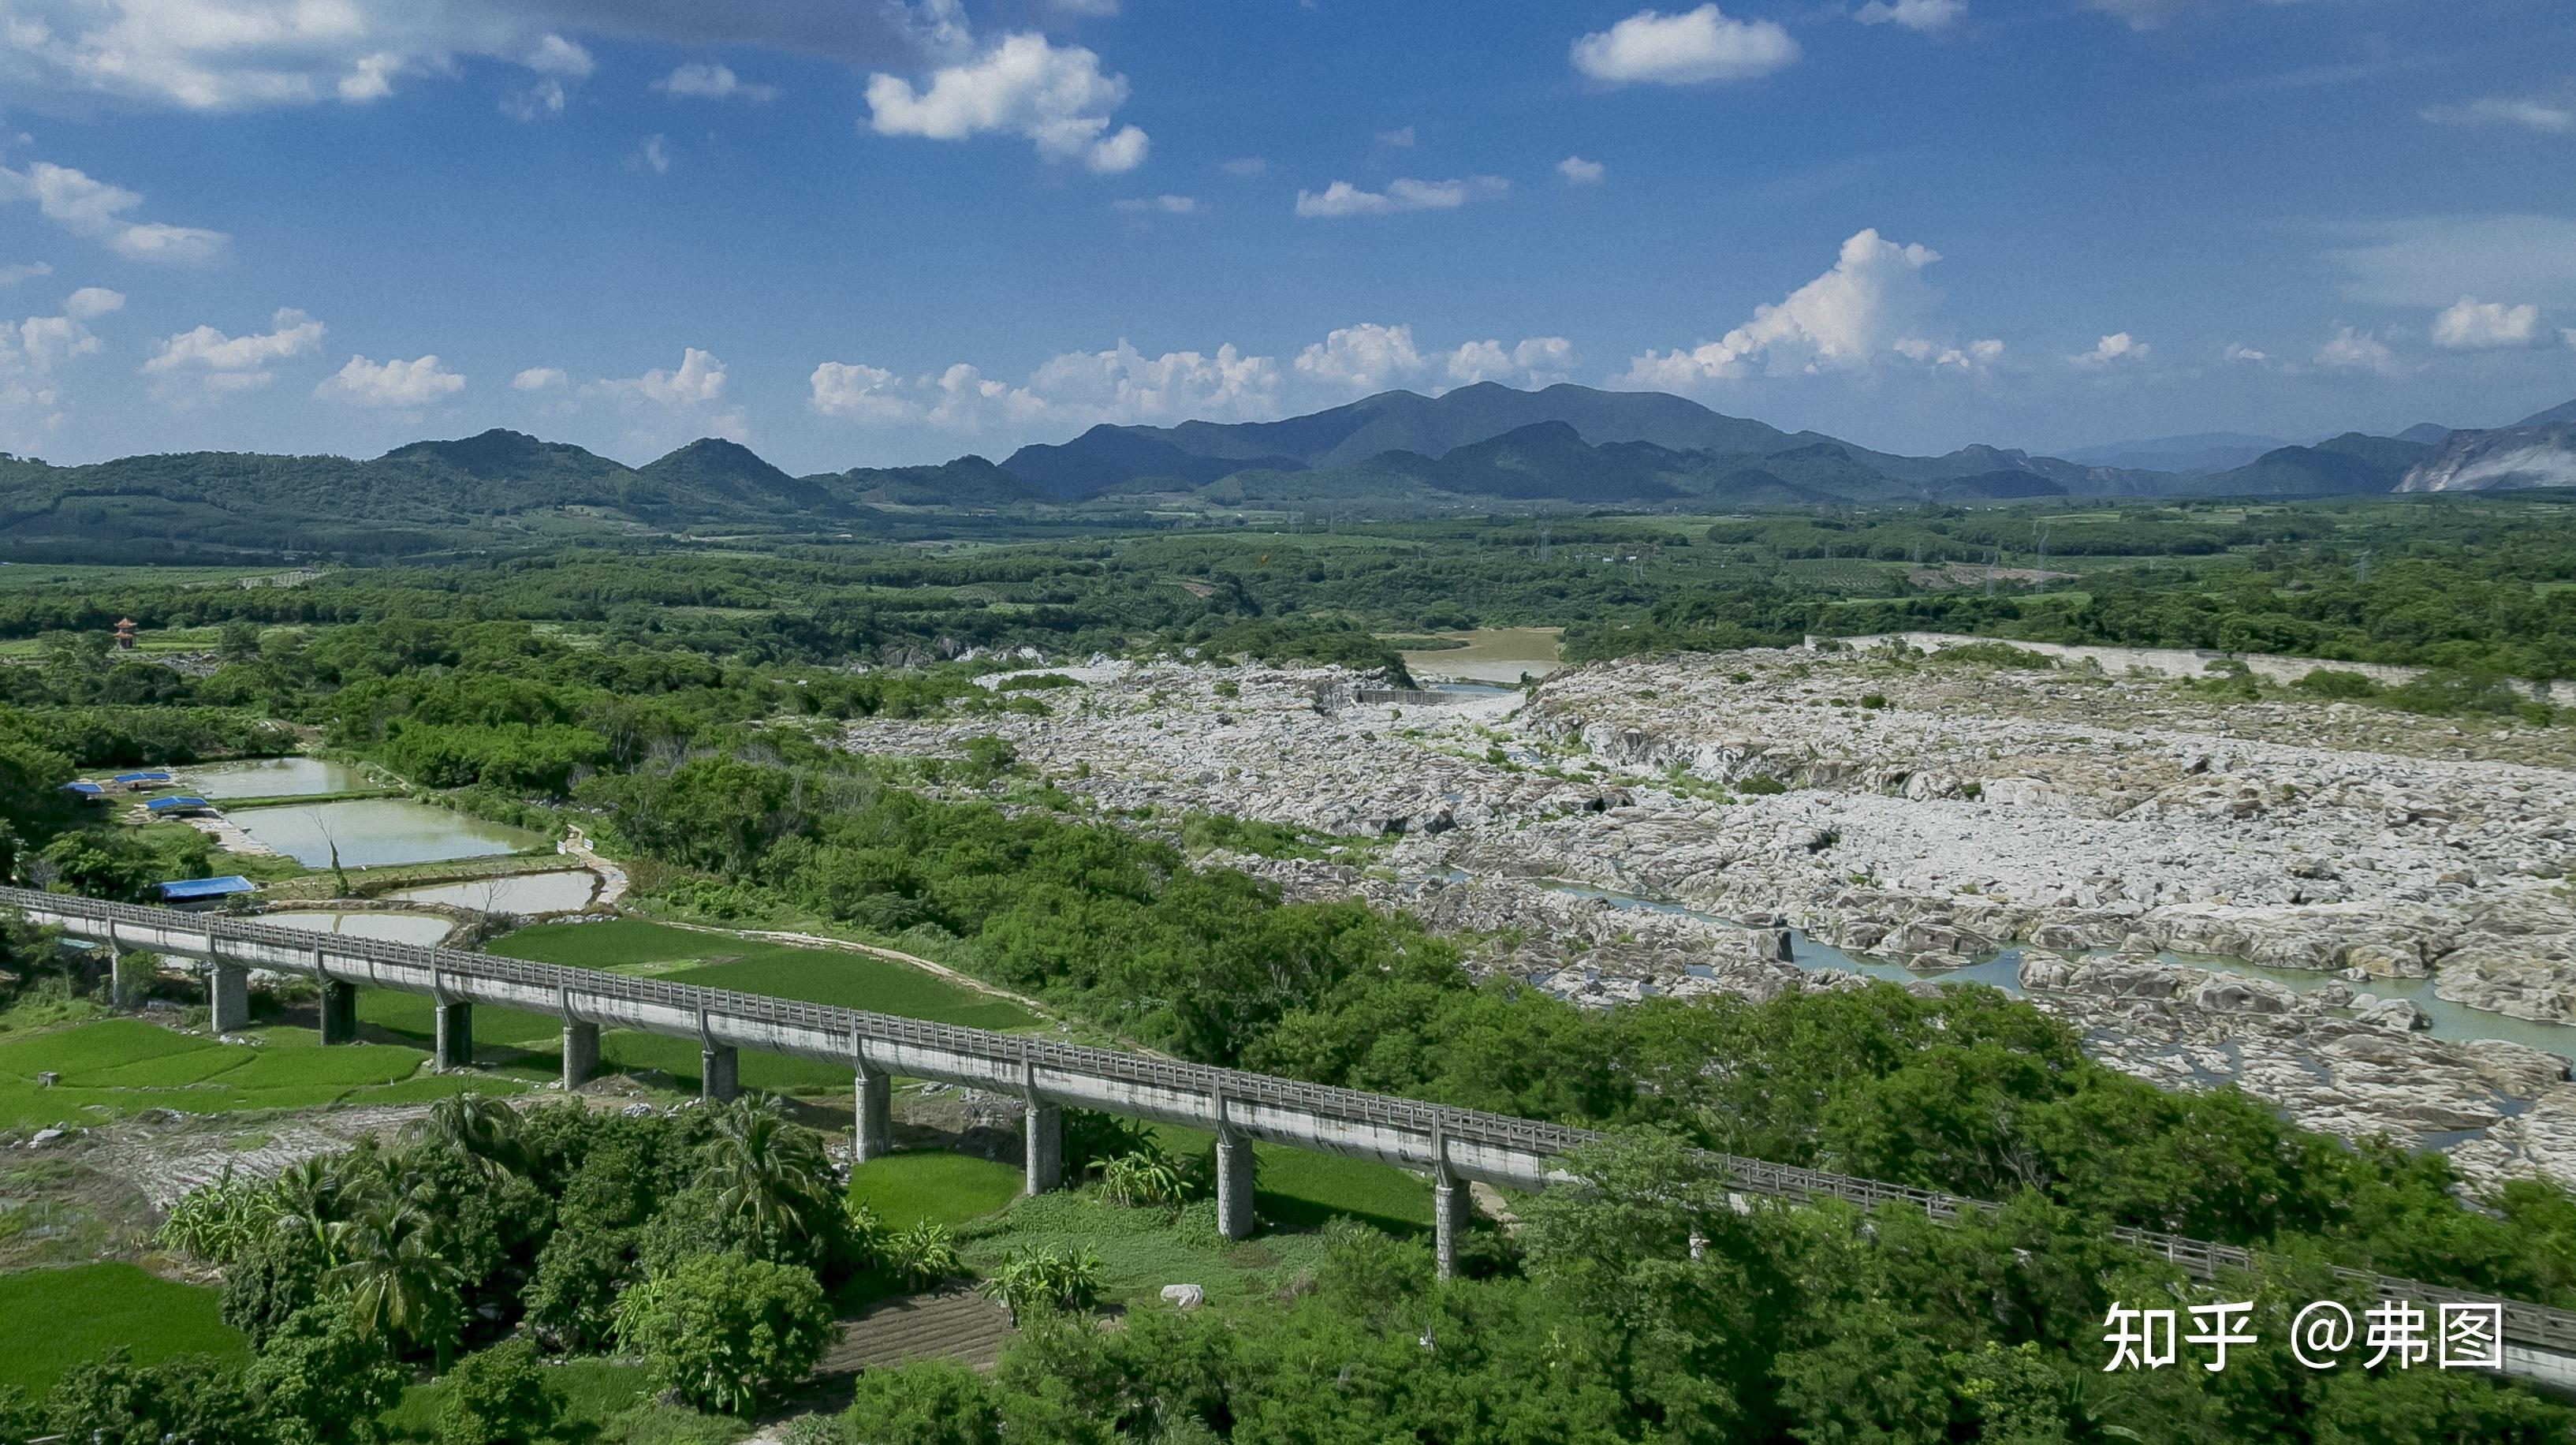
left=2, top=0, right=2574, bottom=472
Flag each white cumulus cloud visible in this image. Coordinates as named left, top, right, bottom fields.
left=62, top=286, right=125, bottom=320
left=2313, top=326, right=2405, bottom=378
left=141, top=308, right=325, bottom=401
left=0, top=0, right=957, bottom=111
left=2222, top=342, right=2270, bottom=364
left=1294, top=176, right=1508, bottom=218
left=2431, top=297, right=2546, bottom=349
left=866, top=33, right=1148, bottom=174
left=1556, top=155, right=1606, bottom=185
left=1618, top=228, right=1950, bottom=386
left=0, top=159, right=229, bottom=266
left=1447, top=337, right=1576, bottom=387
left=1855, top=0, right=1965, bottom=31
left=1113, top=194, right=1197, bottom=215
left=812, top=341, right=1281, bottom=433
left=1294, top=323, right=1428, bottom=390
left=655, top=63, right=778, bottom=102
left=2069, top=332, right=2148, bottom=369
left=513, top=367, right=569, bottom=390
left=0, top=263, right=54, bottom=287
left=1893, top=334, right=2000, bottom=370
left=591, top=347, right=728, bottom=407
left=315, top=353, right=467, bottom=407
left=1570, top=6, right=1800, bottom=86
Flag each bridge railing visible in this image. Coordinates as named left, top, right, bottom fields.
left=11, top=887, right=2576, bottom=1358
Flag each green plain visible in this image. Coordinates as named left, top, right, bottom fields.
left=845, top=1151, right=1026, bottom=1228
left=0, top=1263, right=248, bottom=1395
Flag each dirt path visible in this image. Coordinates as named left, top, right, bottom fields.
left=557, top=825, right=628, bottom=906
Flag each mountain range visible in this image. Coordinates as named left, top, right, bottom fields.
left=2, top=383, right=2569, bottom=558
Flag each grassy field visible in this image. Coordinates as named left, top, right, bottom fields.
left=0, top=1263, right=247, bottom=1394
left=959, top=1191, right=1341, bottom=1308
left=378, top=1357, right=746, bottom=1443
left=0, top=1017, right=515, bottom=1128
left=846, top=1152, right=1026, bottom=1228
left=490, top=920, right=1035, bottom=1029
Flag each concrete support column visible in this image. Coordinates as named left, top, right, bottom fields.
left=318, top=980, right=358, bottom=1046
left=562, top=1021, right=600, bottom=1091
left=106, top=944, right=127, bottom=1008
left=208, top=962, right=250, bottom=1035
left=700, top=1043, right=739, bottom=1103
left=1433, top=1171, right=1472, bottom=1280
left=1023, top=1100, right=1062, bottom=1196
left=1215, top=1129, right=1257, bottom=1241
left=434, top=999, right=473, bottom=1070
left=854, top=1061, right=893, bottom=1164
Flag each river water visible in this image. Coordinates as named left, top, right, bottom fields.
left=1535, top=880, right=2576, bottom=1062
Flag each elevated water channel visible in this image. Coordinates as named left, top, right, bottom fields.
left=1534, top=880, right=2576, bottom=1062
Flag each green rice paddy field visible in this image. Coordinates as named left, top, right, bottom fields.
left=0, top=1263, right=246, bottom=1395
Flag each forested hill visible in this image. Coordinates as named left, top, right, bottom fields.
left=9, top=382, right=2571, bottom=562
left=0, top=431, right=1006, bottom=561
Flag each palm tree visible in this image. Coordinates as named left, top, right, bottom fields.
left=332, top=1200, right=465, bottom=1365
left=696, top=1096, right=833, bottom=1252
left=270, top=1152, right=380, bottom=1266
left=402, top=1092, right=525, bottom=1179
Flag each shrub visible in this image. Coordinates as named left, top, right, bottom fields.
left=2292, top=668, right=2382, bottom=700
left=434, top=1339, right=561, bottom=1445
left=879, top=1222, right=960, bottom=1291
left=980, top=1245, right=1102, bottom=1324
left=613, top=1253, right=837, bottom=1416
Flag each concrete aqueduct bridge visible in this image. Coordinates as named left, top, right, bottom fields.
left=9, top=886, right=2576, bottom=1389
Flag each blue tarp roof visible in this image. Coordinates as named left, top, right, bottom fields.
left=144, top=795, right=212, bottom=812
left=113, top=771, right=173, bottom=783
left=60, top=781, right=106, bottom=796
left=158, top=876, right=254, bottom=901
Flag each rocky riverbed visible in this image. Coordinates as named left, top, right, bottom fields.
left=839, top=648, right=2576, bottom=1192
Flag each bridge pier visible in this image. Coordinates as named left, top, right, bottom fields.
left=319, top=980, right=357, bottom=1046
left=562, top=1021, right=599, bottom=1090
left=434, top=999, right=473, bottom=1070
left=854, top=1060, right=893, bottom=1164
left=1433, top=1170, right=1472, bottom=1280
left=1023, top=1100, right=1062, bottom=1195
left=208, top=962, right=249, bottom=1034
left=701, top=1043, right=739, bottom=1103
left=1215, top=1129, right=1256, bottom=1240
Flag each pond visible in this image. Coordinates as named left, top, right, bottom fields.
left=389, top=870, right=598, bottom=916
left=1538, top=879, right=2576, bottom=1061
left=1397, top=627, right=1564, bottom=685
left=258, top=910, right=457, bottom=946
left=226, top=800, right=545, bottom=869
left=183, top=757, right=376, bottom=799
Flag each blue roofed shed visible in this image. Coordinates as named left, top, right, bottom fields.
left=144, top=795, right=214, bottom=816
left=158, top=876, right=255, bottom=904
left=114, top=771, right=173, bottom=791
left=60, top=781, right=106, bottom=799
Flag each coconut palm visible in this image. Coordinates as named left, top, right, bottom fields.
left=695, top=1095, right=834, bottom=1252
left=331, top=1199, right=465, bottom=1364
left=401, top=1092, right=525, bottom=1179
